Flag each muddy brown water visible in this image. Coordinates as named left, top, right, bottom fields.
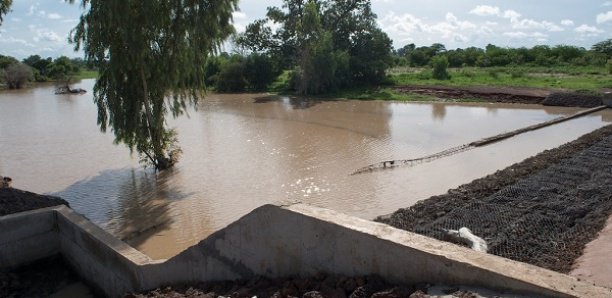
left=1, top=79, right=611, bottom=259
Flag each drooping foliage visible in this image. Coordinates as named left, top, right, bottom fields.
left=0, top=0, right=12, bottom=25
left=68, top=0, right=238, bottom=169
left=236, top=0, right=393, bottom=94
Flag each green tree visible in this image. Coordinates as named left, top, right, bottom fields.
left=431, top=55, right=450, bottom=80
left=69, top=0, right=238, bottom=170
left=236, top=0, right=391, bottom=94
left=0, top=0, right=11, bottom=25
left=245, top=53, right=279, bottom=91
left=592, top=39, right=612, bottom=57
left=216, top=61, right=247, bottom=92
left=0, top=54, right=18, bottom=69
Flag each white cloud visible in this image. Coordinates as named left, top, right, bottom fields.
left=561, top=19, right=575, bottom=26
left=232, top=11, right=247, bottom=20
left=511, top=19, right=564, bottom=32
left=596, top=11, right=612, bottom=24
left=0, top=36, right=35, bottom=47
left=27, top=4, right=38, bottom=16
left=575, top=24, right=604, bottom=37
left=32, top=28, right=63, bottom=43
left=503, top=31, right=547, bottom=38
left=604, top=1, right=612, bottom=6
left=502, top=10, right=521, bottom=20
left=48, top=13, right=62, bottom=20
left=378, top=12, right=476, bottom=45
left=469, top=5, right=500, bottom=17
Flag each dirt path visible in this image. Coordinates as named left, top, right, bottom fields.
left=377, top=124, right=612, bottom=273
left=394, top=85, right=557, bottom=104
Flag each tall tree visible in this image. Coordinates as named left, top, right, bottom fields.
left=592, top=39, right=612, bottom=57
left=236, top=0, right=392, bottom=94
left=69, top=0, right=238, bottom=170
left=0, top=0, right=11, bottom=25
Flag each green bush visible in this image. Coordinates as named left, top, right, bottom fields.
left=488, top=69, right=500, bottom=79
left=245, top=53, right=279, bottom=91
left=510, top=69, right=525, bottom=78
left=431, top=55, right=450, bottom=80
left=215, top=62, right=247, bottom=92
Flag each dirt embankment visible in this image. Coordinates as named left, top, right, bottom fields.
left=0, top=187, right=69, bottom=216
left=394, top=85, right=605, bottom=107
left=377, top=125, right=612, bottom=273
left=131, top=274, right=508, bottom=298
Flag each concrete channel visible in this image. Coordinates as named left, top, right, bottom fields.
left=1, top=204, right=611, bottom=297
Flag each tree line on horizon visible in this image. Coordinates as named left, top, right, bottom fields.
left=0, top=54, right=94, bottom=88
left=392, top=42, right=611, bottom=69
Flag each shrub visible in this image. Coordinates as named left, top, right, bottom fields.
left=215, top=62, right=247, bottom=92
left=3, top=63, right=33, bottom=89
left=488, top=69, right=500, bottom=79
left=245, top=53, right=278, bottom=91
left=510, top=69, right=526, bottom=78
left=431, top=55, right=450, bottom=80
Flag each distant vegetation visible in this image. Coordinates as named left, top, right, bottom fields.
left=0, top=54, right=97, bottom=89
left=203, top=38, right=612, bottom=96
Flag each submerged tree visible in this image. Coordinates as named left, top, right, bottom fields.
left=69, top=0, right=238, bottom=170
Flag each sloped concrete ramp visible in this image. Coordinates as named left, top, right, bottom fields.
left=1, top=204, right=610, bottom=298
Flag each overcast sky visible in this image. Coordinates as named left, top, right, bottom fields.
left=1, top=0, right=612, bottom=60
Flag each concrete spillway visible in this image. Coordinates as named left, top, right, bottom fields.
left=1, top=205, right=610, bottom=297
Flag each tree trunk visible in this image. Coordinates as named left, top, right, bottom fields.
left=140, top=64, right=170, bottom=170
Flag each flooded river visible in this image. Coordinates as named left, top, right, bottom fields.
left=1, top=79, right=611, bottom=259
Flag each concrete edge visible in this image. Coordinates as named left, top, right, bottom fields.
left=2, top=204, right=611, bottom=298
left=284, top=204, right=611, bottom=297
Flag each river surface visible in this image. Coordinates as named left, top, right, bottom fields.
left=1, top=79, right=611, bottom=259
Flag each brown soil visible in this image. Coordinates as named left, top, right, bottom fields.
left=394, top=85, right=604, bottom=107
left=377, top=124, right=612, bottom=273
left=0, top=188, right=69, bottom=216
left=130, top=274, right=506, bottom=298
left=395, top=85, right=550, bottom=104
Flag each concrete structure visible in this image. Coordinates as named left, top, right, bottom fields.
left=604, top=92, right=612, bottom=108
left=1, top=204, right=611, bottom=298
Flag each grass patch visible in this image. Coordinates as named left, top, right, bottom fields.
left=321, top=87, right=484, bottom=103
left=73, top=70, right=99, bottom=80
left=390, top=66, right=612, bottom=91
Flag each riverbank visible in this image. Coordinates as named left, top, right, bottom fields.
left=377, top=124, right=612, bottom=274
left=0, top=187, right=68, bottom=216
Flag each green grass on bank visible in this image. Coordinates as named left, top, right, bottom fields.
left=263, top=66, right=610, bottom=102
left=73, top=70, right=99, bottom=80
left=390, top=66, right=612, bottom=91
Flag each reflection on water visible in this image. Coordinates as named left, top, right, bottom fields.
left=1, top=79, right=611, bottom=259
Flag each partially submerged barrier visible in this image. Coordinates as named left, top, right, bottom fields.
left=1, top=204, right=611, bottom=297
left=353, top=105, right=608, bottom=175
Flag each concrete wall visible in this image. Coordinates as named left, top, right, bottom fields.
left=1, top=204, right=611, bottom=298
left=604, top=92, right=612, bottom=108
left=0, top=207, right=59, bottom=268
